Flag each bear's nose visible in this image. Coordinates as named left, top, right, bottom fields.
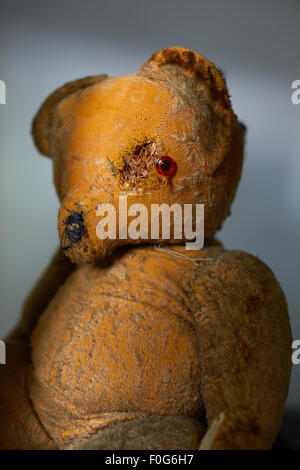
left=64, top=211, right=86, bottom=244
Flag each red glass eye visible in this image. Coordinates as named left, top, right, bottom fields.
left=155, top=156, right=177, bottom=177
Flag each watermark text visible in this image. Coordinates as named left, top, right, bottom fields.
left=0, top=340, right=6, bottom=364
left=292, top=340, right=300, bottom=365
left=291, top=80, right=300, bottom=104
left=0, top=80, right=6, bottom=104
left=96, top=196, right=204, bottom=250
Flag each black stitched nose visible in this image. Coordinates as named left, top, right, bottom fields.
left=64, top=211, right=86, bottom=243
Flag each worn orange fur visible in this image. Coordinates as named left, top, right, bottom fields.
left=0, top=47, right=292, bottom=449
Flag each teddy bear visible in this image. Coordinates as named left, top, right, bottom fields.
left=0, top=47, right=292, bottom=450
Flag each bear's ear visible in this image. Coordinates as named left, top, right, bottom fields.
left=138, top=47, right=235, bottom=173
left=32, top=74, right=108, bottom=157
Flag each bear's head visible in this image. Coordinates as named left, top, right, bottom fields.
left=32, top=47, right=244, bottom=263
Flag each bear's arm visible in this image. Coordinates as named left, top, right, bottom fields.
left=0, top=249, right=73, bottom=449
left=190, top=249, right=292, bottom=450
left=7, top=248, right=75, bottom=342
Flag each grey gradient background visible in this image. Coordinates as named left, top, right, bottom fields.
left=0, top=0, right=299, bottom=436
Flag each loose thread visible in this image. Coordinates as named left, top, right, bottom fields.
left=154, top=243, right=214, bottom=265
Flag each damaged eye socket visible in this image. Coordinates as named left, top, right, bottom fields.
left=155, top=156, right=177, bottom=177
